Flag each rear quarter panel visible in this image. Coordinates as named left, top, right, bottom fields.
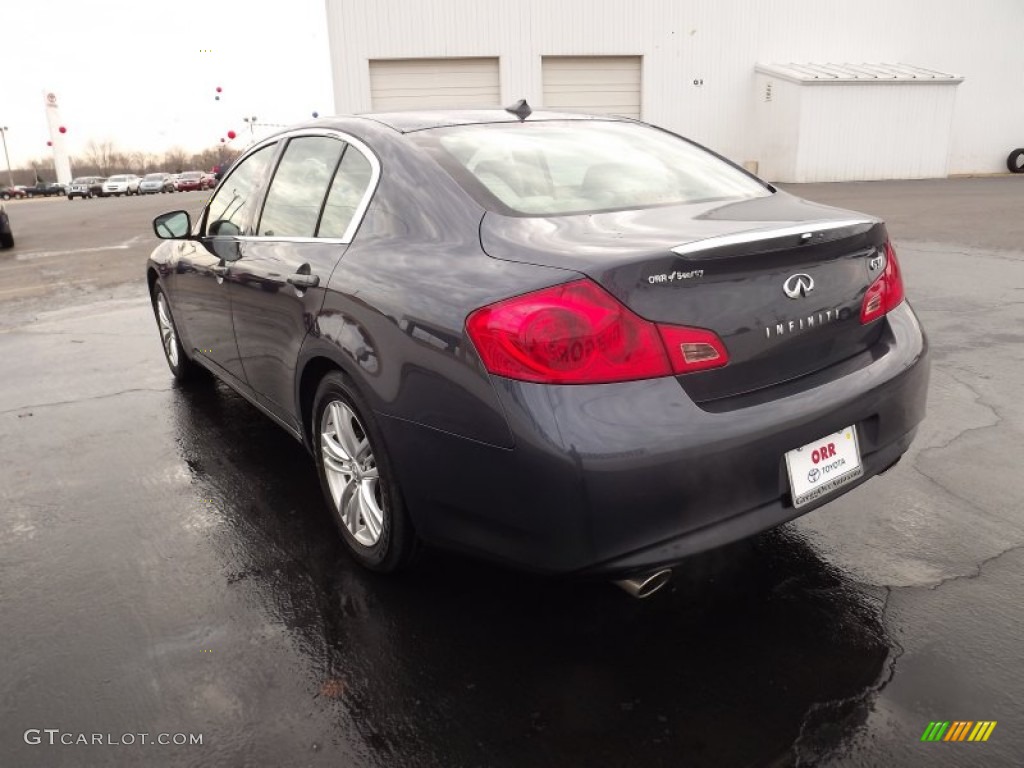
left=298, top=124, right=581, bottom=451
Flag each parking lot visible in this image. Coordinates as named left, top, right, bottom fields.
left=1, top=179, right=1022, bottom=766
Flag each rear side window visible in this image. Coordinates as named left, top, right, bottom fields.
left=317, top=147, right=373, bottom=239
left=414, top=120, right=770, bottom=216
left=258, top=137, right=345, bottom=238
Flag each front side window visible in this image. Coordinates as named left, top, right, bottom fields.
left=206, top=144, right=276, bottom=237
left=413, top=120, right=770, bottom=216
left=258, top=137, right=345, bottom=238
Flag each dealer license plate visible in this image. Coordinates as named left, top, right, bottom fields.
left=785, top=425, right=863, bottom=509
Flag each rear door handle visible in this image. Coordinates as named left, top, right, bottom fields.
left=287, top=273, right=320, bottom=289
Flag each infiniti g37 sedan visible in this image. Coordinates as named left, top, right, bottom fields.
left=147, top=107, right=929, bottom=584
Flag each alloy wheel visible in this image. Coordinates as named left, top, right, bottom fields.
left=156, top=292, right=179, bottom=368
left=320, top=400, right=384, bottom=547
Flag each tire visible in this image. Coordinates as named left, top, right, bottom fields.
left=313, top=371, right=418, bottom=572
left=0, top=232, right=13, bottom=249
left=152, top=285, right=205, bottom=383
left=1, top=193, right=9, bottom=201
left=68, top=195, right=73, bottom=201
left=1008, top=148, right=1024, bottom=174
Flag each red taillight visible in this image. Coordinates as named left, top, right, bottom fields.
left=465, top=279, right=729, bottom=384
left=861, top=241, right=905, bottom=324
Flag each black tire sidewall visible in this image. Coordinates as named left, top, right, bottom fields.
left=1008, top=148, right=1024, bottom=174
left=312, top=372, right=413, bottom=572
left=152, top=285, right=191, bottom=380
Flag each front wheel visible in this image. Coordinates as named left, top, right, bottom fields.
left=0, top=232, right=13, bottom=249
left=152, top=285, right=205, bottom=382
left=313, top=372, right=418, bottom=572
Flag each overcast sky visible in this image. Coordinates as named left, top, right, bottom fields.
left=1, top=0, right=334, bottom=169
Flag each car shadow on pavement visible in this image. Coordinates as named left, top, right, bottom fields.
left=171, top=380, right=891, bottom=768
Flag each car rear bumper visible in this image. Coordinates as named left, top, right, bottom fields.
left=379, top=301, right=929, bottom=576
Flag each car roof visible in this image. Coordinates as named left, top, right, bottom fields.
left=339, top=108, right=627, bottom=134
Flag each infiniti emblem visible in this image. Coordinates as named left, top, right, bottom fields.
left=783, top=273, right=814, bottom=299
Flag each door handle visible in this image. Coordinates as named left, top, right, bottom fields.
left=287, top=273, right=320, bottom=289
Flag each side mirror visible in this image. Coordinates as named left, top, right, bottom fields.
left=153, top=210, right=191, bottom=240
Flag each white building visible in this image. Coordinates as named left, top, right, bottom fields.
left=324, top=0, right=1023, bottom=182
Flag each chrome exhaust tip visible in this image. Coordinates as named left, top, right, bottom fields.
left=613, top=568, right=673, bottom=599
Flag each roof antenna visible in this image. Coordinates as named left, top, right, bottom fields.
left=505, top=99, right=532, bottom=121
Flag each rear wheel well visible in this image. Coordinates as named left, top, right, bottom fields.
left=299, top=357, right=345, bottom=449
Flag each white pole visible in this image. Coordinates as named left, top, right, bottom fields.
left=43, top=90, right=73, bottom=186
left=0, top=128, right=13, bottom=187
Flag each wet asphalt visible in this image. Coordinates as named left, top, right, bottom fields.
left=1, top=179, right=1023, bottom=767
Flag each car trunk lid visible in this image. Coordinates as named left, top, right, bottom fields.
left=479, top=193, right=889, bottom=402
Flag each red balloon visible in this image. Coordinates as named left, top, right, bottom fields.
left=216, top=86, right=222, bottom=93
left=47, top=140, right=53, bottom=147
left=59, top=126, right=67, bottom=134
left=227, top=130, right=237, bottom=140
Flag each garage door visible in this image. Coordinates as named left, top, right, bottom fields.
left=369, top=58, right=500, bottom=111
left=542, top=56, right=642, bottom=119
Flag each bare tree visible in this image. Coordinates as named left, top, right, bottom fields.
left=18, top=142, right=237, bottom=179
left=162, top=147, right=189, bottom=174
left=84, top=140, right=119, bottom=175
left=127, top=151, right=151, bottom=174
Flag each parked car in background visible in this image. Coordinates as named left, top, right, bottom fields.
left=201, top=172, right=217, bottom=189
left=214, top=160, right=233, bottom=181
left=139, top=173, right=176, bottom=194
left=25, top=182, right=67, bottom=197
left=1, top=186, right=27, bottom=200
left=0, top=205, right=12, bottom=248
left=102, top=174, right=141, bottom=196
left=175, top=171, right=205, bottom=192
left=146, top=109, right=929, bottom=588
left=68, top=177, right=105, bottom=200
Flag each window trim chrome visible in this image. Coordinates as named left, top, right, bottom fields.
left=200, top=127, right=382, bottom=246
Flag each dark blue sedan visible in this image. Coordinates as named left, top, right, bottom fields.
left=147, top=106, right=928, bottom=596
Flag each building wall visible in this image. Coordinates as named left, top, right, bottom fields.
left=325, top=0, right=1024, bottom=177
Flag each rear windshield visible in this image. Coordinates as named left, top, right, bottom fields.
left=108, top=175, right=128, bottom=182
left=181, top=172, right=202, bottom=179
left=411, top=120, right=770, bottom=216
left=144, top=174, right=164, bottom=180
